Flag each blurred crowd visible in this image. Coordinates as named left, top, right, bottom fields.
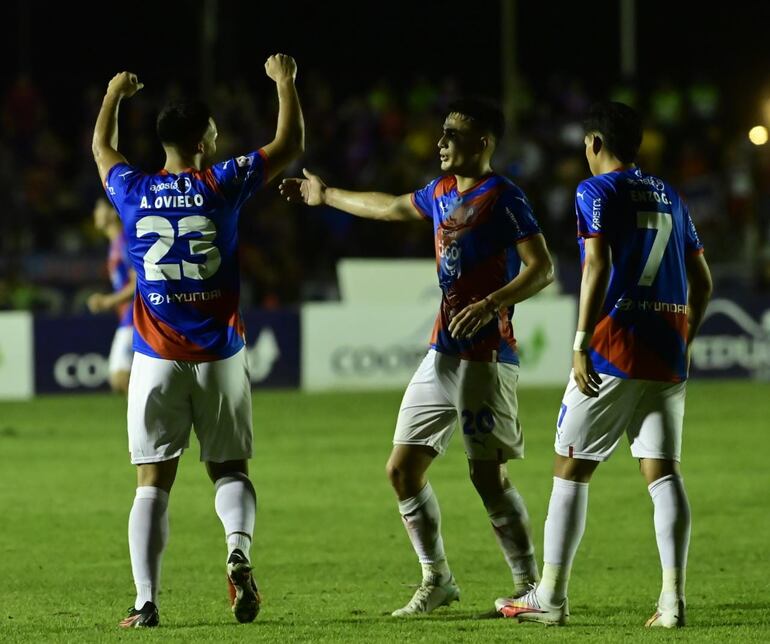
left=2, top=71, right=770, bottom=313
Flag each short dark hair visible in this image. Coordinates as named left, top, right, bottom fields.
left=156, top=99, right=212, bottom=148
left=447, top=98, right=505, bottom=141
left=583, top=101, right=642, bottom=163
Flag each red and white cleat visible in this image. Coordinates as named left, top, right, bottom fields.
left=495, top=587, right=568, bottom=625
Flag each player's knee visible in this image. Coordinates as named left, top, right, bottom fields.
left=639, top=458, right=679, bottom=485
left=386, top=459, right=419, bottom=496
left=468, top=461, right=505, bottom=497
left=385, top=459, right=403, bottom=488
left=207, top=460, right=249, bottom=484
left=136, top=460, right=178, bottom=491
left=553, top=454, right=598, bottom=482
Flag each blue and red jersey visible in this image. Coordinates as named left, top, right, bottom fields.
left=412, top=174, right=542, bottom=364
left=108, top=232, right=133, bottom=327
left=576, top=166, right=704, bottom=382
left=104, top=150, right=268, bottom=361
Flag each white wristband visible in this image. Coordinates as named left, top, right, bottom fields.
left=573, top=331, right=592, bottom=352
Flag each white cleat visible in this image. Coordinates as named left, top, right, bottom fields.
left=391, top=575, right=460, bottom=616
left=645, top=595, right=686, bottom=628
left=495, top=587, right=568, bottom=625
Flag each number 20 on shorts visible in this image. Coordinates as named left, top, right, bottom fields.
left=462, top=408, right=495, bottom=435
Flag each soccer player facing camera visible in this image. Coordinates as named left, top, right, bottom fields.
left=282, top=98, right=554, bottom=615
left=497, top=102, right=712, bottom=628
left=92, top=54, right=304, bottom=627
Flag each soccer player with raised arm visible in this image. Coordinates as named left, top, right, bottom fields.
left=91, top=54, right=304, bottom=628
left=496, top=102, right=713, bottom=628
left=87, top=197, right=136, bottom=394
left=282, top=99, right=554, bottom=616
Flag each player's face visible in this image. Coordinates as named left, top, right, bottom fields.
left=199, top=118, right=218, bottom=162
left=438, top=114, right=485, bottom=174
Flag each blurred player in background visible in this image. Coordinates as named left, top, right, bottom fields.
left=282, top=98, right=554, bottom=616
left=92, top=54, right=304, bottom=628
left=87, top=197, right=136, bottom=394
left=496, top=102, right=713, bottom=628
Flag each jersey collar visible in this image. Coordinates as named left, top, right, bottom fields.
left=455, top=172, right=498, bottom=197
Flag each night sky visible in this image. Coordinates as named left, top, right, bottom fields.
left=4, top=1, right=770, bottom=129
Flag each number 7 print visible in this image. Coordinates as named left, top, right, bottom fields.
left=636, top=211, right=672, bottom=286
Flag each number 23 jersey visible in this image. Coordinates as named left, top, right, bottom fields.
left=576, top=166, right=704, bottom=382
left=103, top=150, right=268, bottom=361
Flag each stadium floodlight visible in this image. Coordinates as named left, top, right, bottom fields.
left=748, top=125, right=768, bottom=146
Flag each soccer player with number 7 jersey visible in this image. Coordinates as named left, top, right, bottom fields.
left=496, top=102, right=713, bottom=628
left=91, top=55, right=304, bottom=628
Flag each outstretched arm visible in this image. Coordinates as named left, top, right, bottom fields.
left=260, top=54, right=305, bottom=183
left=280, top=169, right=423, bottom=221
left=92, top=72, right=143, bottom=184
left=448, top=234, right=554, bottom=339
left=572, top=236, right=611, bottom=397
left=87, top=269, right=136, bottom=313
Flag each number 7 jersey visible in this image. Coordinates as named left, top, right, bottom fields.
left=103, top=151, right=268, bottom=361
left=576, top=166, right=704, bottom=382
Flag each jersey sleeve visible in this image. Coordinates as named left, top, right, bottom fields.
left=575, top=179, right=609, bottom=237
left=683, top=203, right=704, bottom=254
left=495, top=188, right=542, bottom=244
left=209, top=149, right=268, bottom=209
left=104, top=163, right=143, bottom=216
left=410, top=178, right=440, bottom=221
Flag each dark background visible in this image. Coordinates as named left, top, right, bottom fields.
left=6, top=1, right=769, bottom=128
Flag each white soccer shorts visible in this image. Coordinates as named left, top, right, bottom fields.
left=393, top=349, right=524, bottom=461
left=108, top=326, right=134, bottom=374
left=555, top=371, right=687, bottom=462
left=127, top=347, right=253, bottom=464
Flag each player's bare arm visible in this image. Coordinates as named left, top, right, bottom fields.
left=684, top=252, right=713, bottom=358
left=449, top=234, right=554, bottom=340
left=92, top=72, right=143, bottom=184
left=260, top=54, right=305, bottom=183
left=573, top=236, right=611, bottom=397
left=280, top=169, right=423, bottom=221
left=87, top=269, right=136, bottom=314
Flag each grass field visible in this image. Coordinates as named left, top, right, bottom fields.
left=1, top=382, right=769, bottom=642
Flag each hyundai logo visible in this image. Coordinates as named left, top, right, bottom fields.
left=149, top=293, right=165, bottom=306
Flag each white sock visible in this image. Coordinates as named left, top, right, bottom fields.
left=648, top=474, right=690, bottom=600
left=128, top=486, right=169, bottom=609
left=398, top=483, right=450, bottom=582
left=484, top=487, right=539, bottom=591
left=420, top=560, right=451, bottom=584
left=538, top=477, right=589, bottom=606
left=215, top=474, right=257, bottom=563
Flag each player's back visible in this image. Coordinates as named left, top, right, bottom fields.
left=104, top=151, right=267, bottom=361
left=576, top=167, right=703, bottom=382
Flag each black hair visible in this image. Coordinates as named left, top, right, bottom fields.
left=156, top=99, right=212, bottom=149
left=583, top=101, right=642, bottom=163
left=446, top=97, right=505, bottom=141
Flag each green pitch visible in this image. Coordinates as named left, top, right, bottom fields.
left=1, top=382, right=768, bottom=642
